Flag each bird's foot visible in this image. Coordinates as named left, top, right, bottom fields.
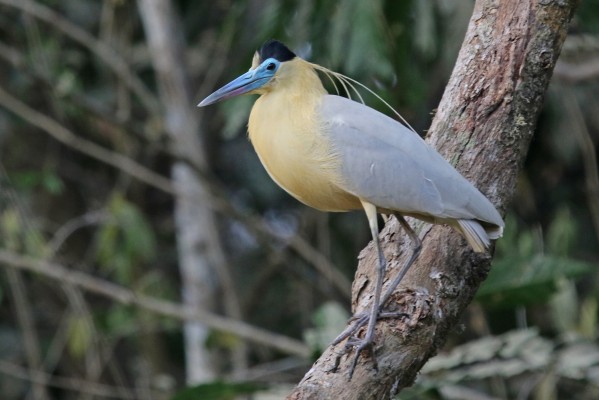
left=329, top=311, right=409, bottom=379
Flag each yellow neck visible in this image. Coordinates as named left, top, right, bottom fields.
left=250, top=58, right=326, bottom=127
left=247, top=58, right=360, bottom=211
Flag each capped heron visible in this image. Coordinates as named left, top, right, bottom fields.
left=199, top=40, right=504, bottom=378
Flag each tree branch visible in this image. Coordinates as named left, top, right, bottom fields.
left=288, top=1, right=578, bottom=398
left=0, top=249, right=311, bottom=358
left=5, top=268, right=50, bottom=400
left=0, top=84, right=175, bottom=195
left=0, top=360, right=150, bottom=400
left=0, top=80, right=351, bottom=299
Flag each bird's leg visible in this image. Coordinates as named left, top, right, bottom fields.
left=332, top=215, right=422, bottom=343
left=337, top=202, right=386, bottom=379
left=378, top=215, right=422, bottom=307
left=330, top=214, right=422, bottom=378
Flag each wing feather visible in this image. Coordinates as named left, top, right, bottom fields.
left=320, top=95, right=504, bottom=230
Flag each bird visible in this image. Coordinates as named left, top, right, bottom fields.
left=198, top=39, right=504, bottom=378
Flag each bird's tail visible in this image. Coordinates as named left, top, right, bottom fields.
left=455, top=219, right=503, bottom=253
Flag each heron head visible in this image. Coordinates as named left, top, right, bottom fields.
left=198, top=40, right=296, bottom=107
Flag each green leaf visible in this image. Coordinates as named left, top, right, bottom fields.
left=171, top=381, right=266, bottom=400
left=67, top=315, right=91, bottom=359
left=578, top=297, right=598, bottom=338
left=96, top=194, right=156, bottom=284
left=41, top=171, right=64, bottom=195
left=328, top=0, right=394, bottom=80
left=546, top=207, right=576, bottom=256
left=205, top=330, right=241, bottom=351
left=10, top=170, right=64, bottom=195
left=1, top=209, right=21, bottom=251
left=480, top=212, right=592, bottom=309
left=303, top=301, right=349, bottom=353
left=103, top=304, right=138, bottom=336
left=477, top=255, right=591, bottom=309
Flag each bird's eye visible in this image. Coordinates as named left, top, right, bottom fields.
left=266, top=63, right=276, bottom=71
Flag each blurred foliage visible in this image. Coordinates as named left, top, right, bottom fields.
left=171, top=380, right=266, bottom=400
left=477, top=211, right=593, bottom=309
left=0, top=0, right=597, bottom=399
left=303, top=301, right=349, bottom=354
left=96, top=193, right=156, bottom=284
left=401, top=329, right=599, bottom=399
left=66, top=315, right=91, bottom=359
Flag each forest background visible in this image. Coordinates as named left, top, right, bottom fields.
left=0, top=1, right=598, bottom=399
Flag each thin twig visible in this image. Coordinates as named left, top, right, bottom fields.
left=0, top=83, right=175, bottom=195
left=0, top=0, right=161, bottom=115
left=0, top=72, right=351, bottom=298
left=62, top=284, right=104, bottom=400
left=0, top=40, right=157, bottom=154
left=0, top=12, right=352, bottom=303
left=0, top=40, right=350, bottom=296
left=5, top=268, right=50, bottom=400
left=288, top=235, right=352, bottom=297
left=48, top=210, right=109, bottom=256
left=0, top=360, right=149, bottom=400
left=0, top=79, right=351, bottom=301
left=0, top=249, right=311, bottom=357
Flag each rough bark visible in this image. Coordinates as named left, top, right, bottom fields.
left=288, top=1, right=578, bottom=398
left=137, top=0, right=243, bottom=383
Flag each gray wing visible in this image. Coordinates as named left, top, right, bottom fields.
left=321, top=95, right=503, bottom=227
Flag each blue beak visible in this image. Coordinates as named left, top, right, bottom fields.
left=198, top=69, right=271, bottom=107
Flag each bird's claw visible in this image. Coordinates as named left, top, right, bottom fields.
left=330, top=330, right=376, bottom=379
left=330, top=310, right=410, bottom=379
left=347, top=338, right=377, bottom=380
left=332, top=314, right=369, bottom=346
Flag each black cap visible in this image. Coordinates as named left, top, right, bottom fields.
left=258, top=40, right=296, bottom=63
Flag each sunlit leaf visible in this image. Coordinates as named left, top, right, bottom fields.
left=1, top=209, right=21, bottom=251
left=578, top=297, right=598, bottom=338
left=205, top=330, right=241, bottom=351
left=67, top=315, right=91, bottom=359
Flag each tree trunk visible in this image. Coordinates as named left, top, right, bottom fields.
left=288, top=0, right=578, bottom=398
left=137, top=0, right=244, bottom=383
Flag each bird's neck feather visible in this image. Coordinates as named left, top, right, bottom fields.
left=246, top=59, right=356, bottom=210
left=248, top=58, right=326, bottom=141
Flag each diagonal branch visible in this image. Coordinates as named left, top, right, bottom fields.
left=0, top=360, right=149, bottom=400
left=0, top=84, right=175, bottom=195
left=288, top=1, right=579, bottom=398
left=0, top=80, right=351, bottom=298
left=0, top=249, right=311, bottom=358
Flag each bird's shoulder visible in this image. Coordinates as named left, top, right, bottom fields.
left=320, top=95, right=420, bottom=140
left=319, top=95, right=442, bottom=164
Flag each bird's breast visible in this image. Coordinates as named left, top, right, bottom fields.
left=248, top=95, right=360, bottom=212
